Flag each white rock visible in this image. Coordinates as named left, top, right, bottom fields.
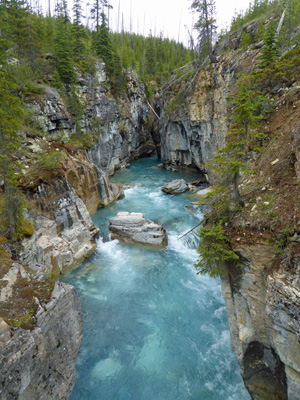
left=161, top=179, right=189, bottom=194
left=109, top=212, right=167, bottom=247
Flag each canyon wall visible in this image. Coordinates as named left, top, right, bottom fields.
left=222, top=244, right=300, bottom=400
left=0, top=282, right=82, bottom=400
left=0, top=62, right=152, bottom=399
left=156, top=21, right=300, bottom=399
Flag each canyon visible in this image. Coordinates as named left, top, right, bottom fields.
left=1, top=22, right=300, bottom=400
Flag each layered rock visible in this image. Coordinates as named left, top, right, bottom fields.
left=109, top=212, right=167, bottom=247
left=61, top=150, right=124, bottom=214
left=157, top=61, right=232, bottom=178
left=161, top=179, right=189, bottom=194
left=86, top=71, right=155, bottom=176
left=155, top=21, right=265, bottom=180
left=28, top=63, right=155, bottom=177
left=222, top=244, right=300, bottom=400
left=0, top=282, right=83, bottom=400
left=21, top=178, right=99, bottom=273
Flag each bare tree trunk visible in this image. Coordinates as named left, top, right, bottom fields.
left=204, top=1, right=217, bottom=63
left=233, top=171, right=244, bottom=207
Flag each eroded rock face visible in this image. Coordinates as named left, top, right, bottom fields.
left=62, top=150, right=124, bottom=214
left=161, top=179, right=189, bottom=194
left=21, top=178, right=99, bottom=273
left=0, top=282, right=83, bottom=400
left=222, top=244, right=300, bottom=400
left=157, top=62, right=232, bottom=179
left=109, top=212, right=168, bottom=247
left=28, top=65, right=154, bottom=177
left=86, top=71, right=155, bottom=176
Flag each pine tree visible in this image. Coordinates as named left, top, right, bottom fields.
left=190, top=0, right=217, bottom=63
left=0, top=0, right=40, bottom=62
left=145, top=31, right=156, bottom=78
left=0, top=43, right=26, bottom=240
left=91, top=0, right=111, bottom=32
left=208, top=77, right=265, bottom=207
left=259, top=21, right=280, bottom=68
left=71, top=0, right=87, bottom=60
left=92, top=12, right=115, bottom=77
left=54, top=2, right=76, bottom=85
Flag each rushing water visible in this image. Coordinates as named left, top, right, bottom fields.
left=62, top=157, right=250, bottom=400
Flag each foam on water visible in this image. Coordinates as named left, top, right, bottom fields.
left=63, top=157, right=250, bottom=400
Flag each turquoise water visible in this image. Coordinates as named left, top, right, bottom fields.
left=62, top=157, right=250, bottom=400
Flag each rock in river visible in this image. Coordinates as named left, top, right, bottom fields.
left=109, top=212, right=167, bottom=247
left=161, top=179, right=189, bottom=194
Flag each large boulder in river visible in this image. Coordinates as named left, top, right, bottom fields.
left=109, top=212, right=167, bottom=247
left=161, top=179, right=189, bottom=194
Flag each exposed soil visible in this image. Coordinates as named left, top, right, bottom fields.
left=226, top=85, right=300, bottom=266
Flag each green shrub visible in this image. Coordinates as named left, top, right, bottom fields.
left=241, top=31, right=252, bottom=49
left=195, top=222, right=239, bottom=277
left=274, top=228, right=290, bottom=255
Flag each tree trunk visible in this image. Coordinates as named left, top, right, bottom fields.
left=204, top=4, right=217, bottom=63
left=233, top=171, right=245, bottom=207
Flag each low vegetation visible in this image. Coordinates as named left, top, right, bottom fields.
left=195, top=0, right=300, bottom=277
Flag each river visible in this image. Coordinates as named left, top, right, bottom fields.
left=62, top=156, right=250, bottom=400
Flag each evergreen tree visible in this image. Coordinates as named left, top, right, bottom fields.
left=195, top=222, right=239, bottom=277
left=259, top=21, right=280, bottom=68
left=0, top=44, right=26, bottom=240
left=54, top=3, right=75, bottom=85
left=92, top=12, right=115, bottom=77
left=91, top=0, right=111, bottom=32
left=190, top=0, right=217, bottom=63
left=208, top=77, right=265, bottom=207
left=71, top=0, right=87, bottom=60
left=0, top=0, right=40, bottom=62
left=145, top=31, right=156, bottom=78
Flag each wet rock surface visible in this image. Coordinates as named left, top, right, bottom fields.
left=109, top=212, right=168, bottom=247
left=161, top=179, right=189, bottom=194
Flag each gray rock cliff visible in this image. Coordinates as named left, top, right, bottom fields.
left=222, top=244, right=300, bottom=400
left=0, top=282, right=83, bottom=400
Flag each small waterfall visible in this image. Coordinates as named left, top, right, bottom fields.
left=180, top=229, right=200, bottom=249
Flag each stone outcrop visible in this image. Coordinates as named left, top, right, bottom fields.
left=86, top=71, right=155, bottom=176
left=222, top=244, right=300, bottom=400
left=155, top=21, right=265, bottom=180
left=28, top=63, right=155, bottom=177
left=109, top=212, right=167, bottom=247
left=0, top=282, right=83, bottom=400
left=21, top=178, right=99, bottom=274
left=61, top=150, right=124, bottom=214
left=157, top=61, right=232, bottom=179
left=161, top=179, right=189, bottom=194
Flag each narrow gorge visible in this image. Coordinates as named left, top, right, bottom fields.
left=1, top=8, right=300, bottom=400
